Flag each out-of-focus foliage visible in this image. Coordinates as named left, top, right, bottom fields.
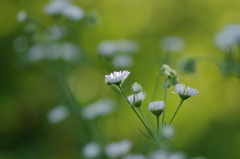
left=1, top=0, right=240, bottom=159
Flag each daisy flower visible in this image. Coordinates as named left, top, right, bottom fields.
left=105, top=70, right=130, bottom=86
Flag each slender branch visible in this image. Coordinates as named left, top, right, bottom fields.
left=161, top=77, right=168, bottom=128
left=114, top=85, right=156, bottom=140
left=169, top=99, right=184, bottom=125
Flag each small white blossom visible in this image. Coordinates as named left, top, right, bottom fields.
left=44, top=0, right=69, bottom=15
left=172, top=84, right=199, bottom=100
left=112, top=54, right=133, bottom=69
left=149, top=101, right=165, bottom=116
left=215, top=24, right=240, bottom=52
left=123, top=154, right=146, bottom=159
left=81, top=99, right=115, bottom=120
left=98, top=41, right=119, bottom=57
left=162, top=125, right=175, bottom=138
left=62, top=4, right=84, bottom=21
left=150, top=150, right=169, bottom=159
left=161, top=36, right=185, bottom=52
left=27, top=43, right=46, bottom=62
left=127, top=92, right=146, bottom=107
left=168, top=152, right=186, bottom=159
left=17, top=10, right=27, bottom=22
left=47, top=105, right=69, bottom=123
left=82, top=142, right=101, bottom=159
left=105, top=140, right=132, bottom=158
left=131, top=82, right=142, bottom=93
left=190, top=157, right=207, bottom=159
left=117, top=40, right=139, bottom=53
left=60, top=42, right=80, bottom=61
left=105, top=70, right=130, bottom=86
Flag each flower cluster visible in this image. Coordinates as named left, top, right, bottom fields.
left=105, top=68, right=199, bottom=148
left=98, top=40, right=139, bottom=69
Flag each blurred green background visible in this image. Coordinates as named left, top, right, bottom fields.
left=1, top=0, right=240, bottom=158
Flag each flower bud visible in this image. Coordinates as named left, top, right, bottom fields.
left=148, top=101, right=165, bottom=116
left=131, top=82, right=142, bottom=93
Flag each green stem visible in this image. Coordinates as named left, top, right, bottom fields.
left=169, top=99, right=184, bottom=125
left=139, top=108, right=155, bottom=135
left=161, top=78, right=168, bottom=128
left=115, top=85, right=156, bottom=140
left=156, top=115, right=161, bottom=149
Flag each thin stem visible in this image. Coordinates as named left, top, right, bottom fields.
left=169, top=99, right=184, bottom=125
left=61, top=71, right=79, bottom=117
left=138, top=108, right=155, bottom=135
left=115, top=85, right=156, bottom=140
left=156, top=115, right=160, bottom=134
left=161, top=77, right=168, bottom=128
left=151, top=74, right=161, bottom=101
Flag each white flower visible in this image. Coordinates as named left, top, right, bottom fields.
left=123, top=154, right=146, bottom=159
left=131, top=82, right=142, bottom=93
left=82, top=142, right=101, bottom=159
left=112, top=54, right=133, bottom=69
left=150, top=150, right=169, bottom=159
left=105, top=140, right=132, bottom=158
left=62, top=4, right=84, bottom=21
left=44, top=0, right=69, bottom=15
left=190, top=157, right=207, bottom=159
left=81, top=99, right=115, bottom=120
left=27, top=43, right=46, bottom=62
left=17, top=10, right=27, bottom=22
left=98, top=41, right=119, bottom=57
left=173, top=83, right=199, bottom=100
left=116, top=40, right=139, bottom=53
left=47, top=105, right=69, bottom=123
left=60, top=42, right=80, bottom=61
left=105, top=70, right=130, bottom=86
left=168, top=152, right=186, bottom=159
left=149, top=101, right=165, bottom=116
left=215, top=24, right=240, bottom=52
left=162, top=125, right=175, bottom=138
left=127, top=92, right=146, bottom=107
left=161, top=36, right=185, bottom=52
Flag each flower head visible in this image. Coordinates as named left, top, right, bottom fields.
left=105, top=140, right=132, bottom=158
left=148, top=101, right=165, bottom=116
left=131, top=82, right=142, bottom=93
left=173, top=83, right=199, bottom=100
left=127, top=92, right=146, bottom=107
left=161, top=36, right=185, bottom=52
left=105, top=70, right=130, bottom=86
left=82, top=142, right=101, bottom=159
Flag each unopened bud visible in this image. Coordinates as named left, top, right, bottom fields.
left=131, top=82, right=142, bottom=93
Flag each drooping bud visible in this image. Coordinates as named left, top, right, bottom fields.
left=131, top=82, right=142, bottom=93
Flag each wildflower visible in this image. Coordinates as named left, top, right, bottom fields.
left=123, top=154, right=146, bottom=159
left=150, top=150, right=169, bottom=159
left=105, top=70, right=130, bottom=86
left=127, top=92, right=146, bottom=107
left=81, top=99, right=115, bottom=120
left=161, top=64, right=179, bottom=87
left=131, top=82, right=142, bottom=93
left=112, top=54, right=133, bottom=69
left=44, top=0, right=69, bottom=15
left=62, top=4, right=84, bottom=21
left=172, top=84, right=199, bottom=100
left=161, top=36, right=185, bottom=52
left=47, top=105, right=69, bottom=123
left=178, top=57, right=197, bottom=74
left=105, top=140, right=132, bottom=158
left=98, top=41, right=119, bottom=58
left=17, top=10, right=27, bottom=22
left=168, top=152, right=186, bottom=159
left=214, top=24, right=240, bottom=52
left=148, top=101, right=165, bottom=116
left=82, top=142, right=101, bottom=159
left=116, top=40, right=139, bottom=53
left=162, top=125, right=175, bottom=138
